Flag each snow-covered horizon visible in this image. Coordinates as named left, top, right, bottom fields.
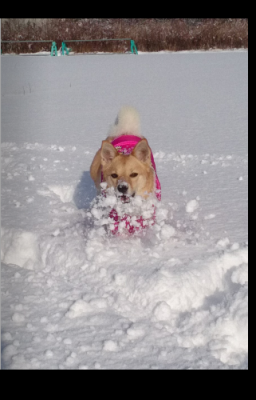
left=1, top=50, right=248, bottom=369
left=2, top=48, right=248, bottom=57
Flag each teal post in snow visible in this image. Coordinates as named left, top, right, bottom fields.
left=61, top=42, right=70, bottom=55
left=51, top=41, right=58, bottom=56
left=130, top=40, right=138, bottom=55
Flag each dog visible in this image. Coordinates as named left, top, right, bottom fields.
left=90, top=106, right=161, bottom=203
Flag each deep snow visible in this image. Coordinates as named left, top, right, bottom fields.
left=1, top=50, right=248, bottom=369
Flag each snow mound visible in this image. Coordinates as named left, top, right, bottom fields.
left=1, top=228, right=41, bottom=270
left=47, top=184, right=74, bottom=203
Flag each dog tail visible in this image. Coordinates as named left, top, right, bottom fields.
left=108, top=106, right=142, bottom=137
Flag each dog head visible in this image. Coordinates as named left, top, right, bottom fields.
left=101, top=139, right=155, bottom=202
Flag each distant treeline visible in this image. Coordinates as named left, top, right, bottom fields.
left=1, top=18, right=248, bottom=54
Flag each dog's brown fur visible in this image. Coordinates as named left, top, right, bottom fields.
left=90, top=107, right=155, bottom=199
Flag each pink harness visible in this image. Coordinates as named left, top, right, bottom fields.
left=101, top=135, right=161, bottom=234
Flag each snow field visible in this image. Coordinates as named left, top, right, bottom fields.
left=1, top=51, right=248, bottom=369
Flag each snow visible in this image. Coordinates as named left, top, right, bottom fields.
left=186, top=199, right=199, bottom=213
left=1, top=50, right=248, bottom=369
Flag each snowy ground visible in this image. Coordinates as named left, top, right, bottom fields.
left=1, top=50, right=248, bottom=369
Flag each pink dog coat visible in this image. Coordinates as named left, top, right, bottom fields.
left=101, top=135, right=161, bottom=234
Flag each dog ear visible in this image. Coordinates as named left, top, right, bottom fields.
left=132, top=139, right=151, bottom=165
left=101, top=141, right=118, bottom=167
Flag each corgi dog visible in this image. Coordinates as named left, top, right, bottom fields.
left=90, top=106, right=161, bottom=203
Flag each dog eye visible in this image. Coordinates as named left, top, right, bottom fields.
left=130, top=173, right=138, bottom=178
left=111, top=173, right=118, bottom=178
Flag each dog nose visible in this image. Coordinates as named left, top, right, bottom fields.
left=117, top=185, right=128, bottom=194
